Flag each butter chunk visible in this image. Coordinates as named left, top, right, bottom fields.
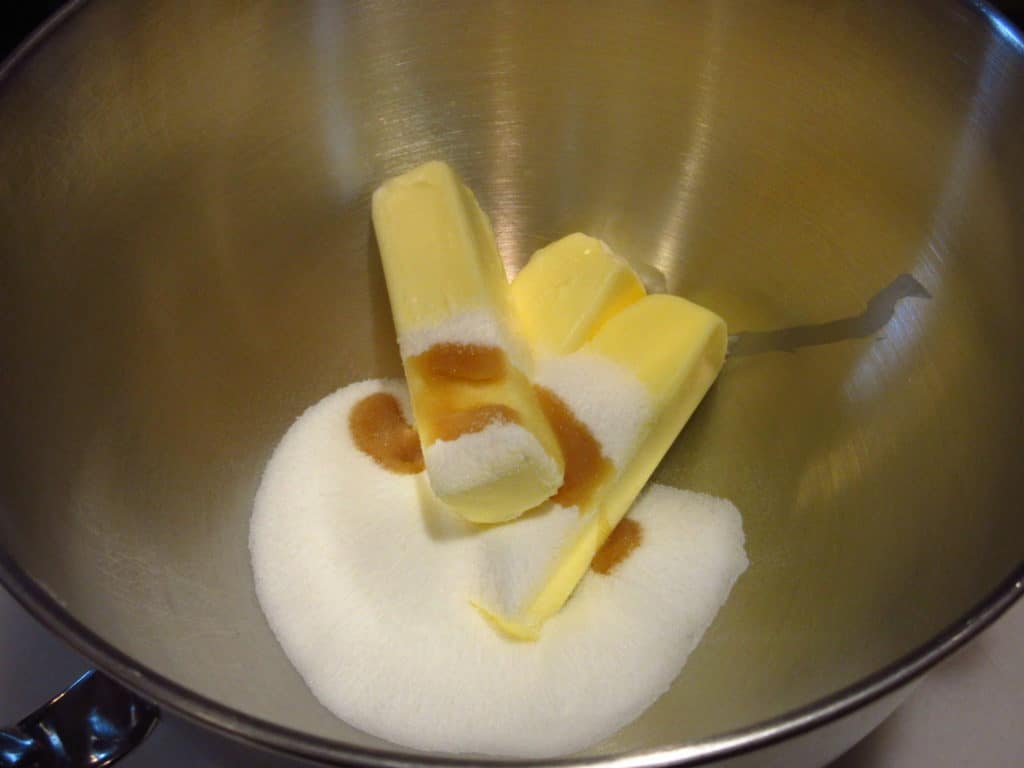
left=372, top=161, right=564, bottom=523
left=510, top=233, right=646, bottom=358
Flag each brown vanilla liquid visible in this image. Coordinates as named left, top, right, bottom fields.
left=432, top=404, right=521, bottom=441
left=407, top=343, right=522, bottom=442
left=409, top=342, right=507, bottom=382
left=534, top=386, right=612, bottom=508
left=591, top=518, right=643, bottom=575
left=348, top=392, right=424, bottom=474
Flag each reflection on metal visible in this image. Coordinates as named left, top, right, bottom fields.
left=728, top=274, right=931, bottom=357
left=971, top=1, right=1024, bottom=53
left=0, top=670, right=158, bottom=767
left=652, top=3, right=723, bottom=283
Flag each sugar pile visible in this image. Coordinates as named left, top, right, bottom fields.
left=250, top=379, right=748, bottom=758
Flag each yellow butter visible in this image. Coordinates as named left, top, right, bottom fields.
left=475, top=289, right=727, bottom=638
left=510, top=233, right=646, bottom=357
left=372, top=162, right=564, bottom=523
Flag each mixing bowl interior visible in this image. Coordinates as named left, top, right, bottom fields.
left=1, top=0, right=1023, bottom=759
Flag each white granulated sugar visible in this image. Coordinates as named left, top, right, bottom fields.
left=397, top=308, right=509, bottom=359
left=535, top=353, right=652, bottom=468
left=423, top=421, right=562, bottom=498
left=250, top=379, right=747, bottom=758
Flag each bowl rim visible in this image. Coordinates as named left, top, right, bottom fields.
left=1, top=1, right=1023, bottom=765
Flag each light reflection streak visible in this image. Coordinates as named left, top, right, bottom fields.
left=650, top=3, right=723, bottom=285
left=972, top=1, right=1024, bottom=53
left=313, top=2, right=369, bottom=199
left=484, top=6, right=524, bottom=276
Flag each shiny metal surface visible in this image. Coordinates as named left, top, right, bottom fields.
left=0, top=0, right=1022, bottom=764
left=0, top=670, right=158, bottom=768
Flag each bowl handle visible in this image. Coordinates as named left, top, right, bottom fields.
left=0, top=669, right=158, bottom=767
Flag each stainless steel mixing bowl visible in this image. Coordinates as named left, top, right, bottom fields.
left=1, top=1, right=1022, bottom=766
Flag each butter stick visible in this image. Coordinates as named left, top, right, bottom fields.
left=475, top=249, right=727, bottom=638
left=372, top=162, right=564, bottom=523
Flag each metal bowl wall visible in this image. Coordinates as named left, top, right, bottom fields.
left=1, top=1, right=1022, bottom=765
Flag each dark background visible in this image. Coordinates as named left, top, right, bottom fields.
left=3, top=1, right=1024, bottom=65
left=2, top=1, right=65, bottom=57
